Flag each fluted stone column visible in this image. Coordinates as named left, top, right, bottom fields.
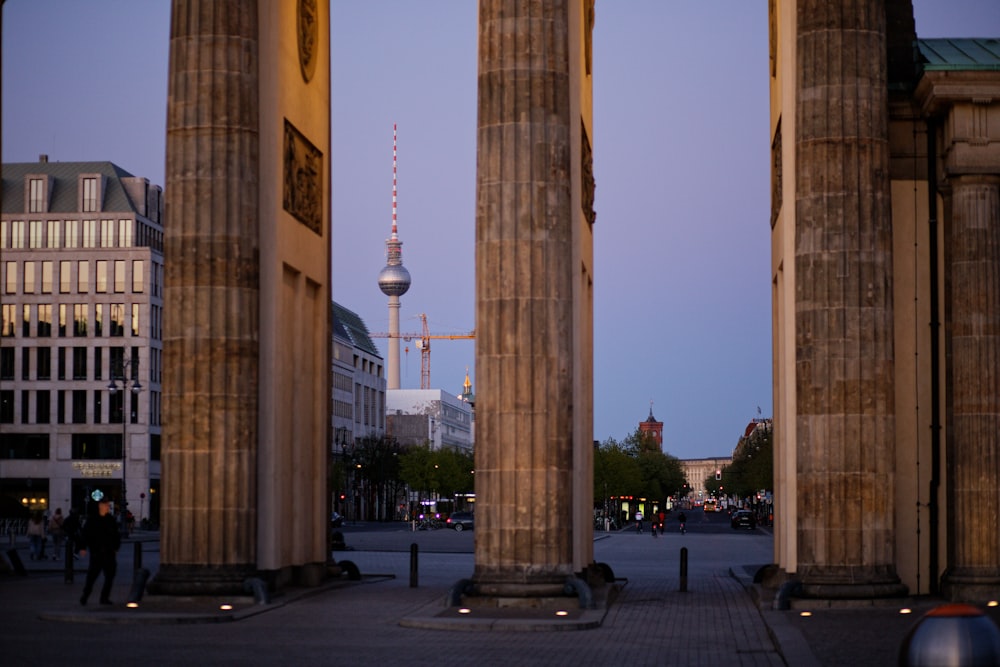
left=942, top=175, right=1000, bottom=601
left=153, top=1, right=260, bottom=592
left=473, top=0, right=579, bottom=596
left=794, top=0, right=906, bottom=598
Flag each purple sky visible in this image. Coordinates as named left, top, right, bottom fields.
left=3, top=1, right=998, bottom=459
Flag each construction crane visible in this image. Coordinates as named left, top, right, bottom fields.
left=370, top=313, right=475, bottom=389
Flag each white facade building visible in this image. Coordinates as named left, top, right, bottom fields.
left=386, top=389, right=473, bottom=453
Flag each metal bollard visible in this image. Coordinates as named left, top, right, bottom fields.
left=410, top=543, right=419, bottom=588
left=133, top=541, right=142, bottom=570
left=899, top=603, right=1000, bottom=666
left=679, top=547, right=688, bottom=592
left=64, top=540, right=74, bottom=583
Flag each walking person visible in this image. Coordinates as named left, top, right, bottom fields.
left=79, top=493, right=121, bottom=606
left=62, top=507, right=83, bottom=559
left=48, top=508, right=66, bottom=561
left=634, top=510, right=643, bottom=534
left=26, top=511, right=46, bottom=561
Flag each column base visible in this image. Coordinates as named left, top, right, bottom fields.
left=147, top=563, right=259, bottom=596
left=797, top=565, right=908, bottom=599
left=941, top=568, right=1000, bottom=603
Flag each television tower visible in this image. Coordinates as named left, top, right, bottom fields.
left=377, top=124, right=411, bottom=389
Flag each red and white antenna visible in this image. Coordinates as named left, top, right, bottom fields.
left=391, top=122, right=398, bottom=239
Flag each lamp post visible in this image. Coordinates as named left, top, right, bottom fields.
left=107, top=354, right=141, bottom=537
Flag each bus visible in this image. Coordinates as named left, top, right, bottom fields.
left=703, top=499, right=718, bottom=513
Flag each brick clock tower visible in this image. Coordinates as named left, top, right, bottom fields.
left=639, top=402, right=663, bottom=447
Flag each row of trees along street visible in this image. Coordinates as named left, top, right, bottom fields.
left=594, top=428, right=688, bottom=523
left=705, top=421, right=773, bottom=500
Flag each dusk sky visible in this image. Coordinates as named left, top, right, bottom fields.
left=3, top=1, right=998, bottom=460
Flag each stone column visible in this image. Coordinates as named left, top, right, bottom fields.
left=152, top=0, right=260, bottom=593
left=942, top=175, right=1000, bottom=601
left=473, top=0, right=577, bottom=596
left=793, top=0, right=906, bottom=598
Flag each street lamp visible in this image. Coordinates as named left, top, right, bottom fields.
left=107, top=354, right=141, bottom=537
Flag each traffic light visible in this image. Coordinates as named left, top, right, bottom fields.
left=715, top=469, right=722, bottom=481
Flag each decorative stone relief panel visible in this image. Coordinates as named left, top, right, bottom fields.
left=283, top=119, right=323, bottom=235
left=771, top=119, right=782, bottom=228
left=297, top=0, right=318, bottom=83
left=582, top=120, right=596, bottom=226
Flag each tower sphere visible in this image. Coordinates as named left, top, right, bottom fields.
left=378, top=263, right=411, bottom=297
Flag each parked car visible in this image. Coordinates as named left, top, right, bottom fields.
left=730, top=510, right=756, bottom=530
left=331, top=512, right=343, bottom=528
left=446, top=511, right=475, bottom=531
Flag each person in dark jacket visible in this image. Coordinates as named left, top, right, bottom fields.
left=79, top=494, right=121, bottom=606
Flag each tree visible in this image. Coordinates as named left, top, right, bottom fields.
left=593, top=432, right=687, bottom=507
left=717, top=422, right=773, bottom=499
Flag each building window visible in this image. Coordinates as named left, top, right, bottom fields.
left=73, top=304, right=87, bottom=337
left=60, top=260, right=71, bottom=293
left=11, top=221, right=25, bottom=248
left=100, top=219, right=114, bottom=248
left=37, top=305, right=52, bottom=337
left=132, top=260, right=144, bottom=293
left=5, top=261, right=16, bottom=294
left=65, top=220, right=78, bottom=248
left=57, top=347, right=66, bottom=380
left=114, top=260, right=125, bottom=293
left=82, top=177, right=98, bottom=212
left=72, top=347, right=87, bottom=380
left=23, top=261, right=35, bottom=294
left=21, top=390, right=29, bottom=423
left=95, top=304, right=103, bottom=337
left=57, top=390, right=65, bottom=423
left=22, top=304, right=30, bottom=337
left=0, top=390, right=13, bottom=423
left=82, top=219, right=96, bottom=248
left=0, top=347, right=12, bottom=380
left=29, top=178, right=45, bottom=212
left=41, top=261, right=52, bottom=294
left=78, top=261, right=89, bottom=293
left=58, top=304, right=67, bottom=337
left=21, top=349, right=29, bottom=380
left=0, top=220, right=6, bottom=249
left=119, top=219, right=132, bottom=247
left=28, top=220, right=43, bottom=248
left=95, top=346, right=103, bottom=381
left=1, top=304, right=14, bottom=337
left=96, top=260, right=108, bottom=293
left=93, top=390, right=102, bottom=424
left=71, top=433, right=120, bottom=460
left=47, top=220, right=59, bottom=248
left=131, top=304, right=140, bottom=336
left=72, top=390, right=87, bottom=424
left=36, top=390, right=50, bottom=424
left=110, top=304, right=124, bottom=337
left=37, top=347, right=51, bottom=380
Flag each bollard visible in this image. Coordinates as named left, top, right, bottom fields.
left=133, top=541, right=142, bottom=571
left=64, top=540, right=74, bottom=583
left=679, top=547, right=688, bottom=592
left=6, top=548, right=27, bottom=576
left=899, top=603, right=1000, bottom=666
left=410, top=543, right=419, bottom=588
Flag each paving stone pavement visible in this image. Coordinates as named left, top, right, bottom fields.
left=2, top=525, right=998, bottom=666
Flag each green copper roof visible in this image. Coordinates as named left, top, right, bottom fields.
left=918, top=38, right=1000, bottom=71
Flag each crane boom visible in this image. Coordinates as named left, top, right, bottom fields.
left=369, top=313, right=474, bottom=389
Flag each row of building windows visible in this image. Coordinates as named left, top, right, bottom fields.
left=0, top=432, right=163, bottom=461
left=1, top=302, right=160, bottom=340
left=3, top=259, right=153, bottom=295
left=0, top=217, right=167, bottom=252
left=0, top=344, right=162, bottom=384
left=0, top=388, right=162, bottom=428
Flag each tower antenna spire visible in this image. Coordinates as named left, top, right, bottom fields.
left=378, top=123, right=412, bottom=389
left=392, top=122, right=398, bottom=239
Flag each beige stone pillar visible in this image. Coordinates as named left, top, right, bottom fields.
left=473, top=0, right=593, bottom=596
left=793, top=0, right=905, bottom=598
left=154, top=0, right=331, bottom=594
left=942, top=175, right=1000, bottom=601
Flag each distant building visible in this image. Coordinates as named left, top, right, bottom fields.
left=331, top=301, right=385, bottom=449
left=679, top=457, right=732, bottom=497
left=638, top=402, right=663, bottom=447
left=386, top=387, right=473, bottom=453
left=1, top=157, right=164, bottom=522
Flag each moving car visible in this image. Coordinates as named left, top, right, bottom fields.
left=446, top=511, right=475, bottom=531
left=730, top=509, right=757, bottom=530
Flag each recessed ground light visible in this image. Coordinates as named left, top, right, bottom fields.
left=555, top=610, right=569, bottom=617
left=988, top=601, right=999, bottom=608
left=219, top=604, right=233, bottom=611
left=899, top=608, right=913, bottom=615
left=799, top=611, right=812, bottom=617
left=458, top=608, right=471, bottom=614
left=126, top=602, right=139, bottom=609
